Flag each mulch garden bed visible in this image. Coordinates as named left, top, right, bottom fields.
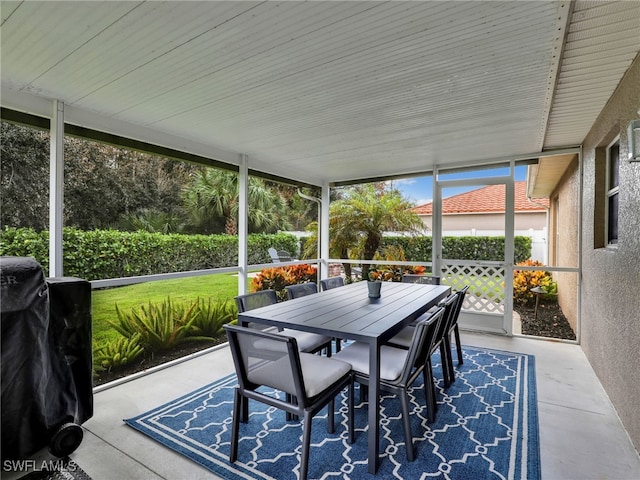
left=93, top=337, right=228, bottom=387
left=515, top=300, right=576, bottom=340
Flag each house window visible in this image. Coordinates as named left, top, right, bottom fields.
left=606, top=139, right=620, bottom=245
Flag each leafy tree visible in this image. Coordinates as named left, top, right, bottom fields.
left=181, top=169, right=292, bottom=235
left=1, top=122, right=50, bottom=230
left=63, top=141, right=194, bottom=230
left=2, top=121, right=314, bottom=236
left=1, top=122, right=195, bottom=230
left=62, top=138, right=132, bottom=229
left=273, top=186, right=320, bottom=231
left=117, top=209, right=187, bottom=233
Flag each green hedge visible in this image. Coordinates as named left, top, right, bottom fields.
left=379, top=235, right=531, bottom=263
left=0, top=227, right=298, bottom=280
left=0, top=227, right=530, bottom=280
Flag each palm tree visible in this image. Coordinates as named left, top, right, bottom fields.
left=117, top=209, right=186, bottom=233
left=304, top=184, right=424, bottom=279
left=182, top=169, right=292, bottom=235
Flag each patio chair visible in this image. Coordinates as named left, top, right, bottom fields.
left=319, top=277, right=347, bottom=350
left=385, top=291, right=459, bottom=417
left=284, top=282, right=318, bottom=299
left=234, top=290, right=332, bottom=356
left=268, top=247, right=294, bottom=263
left=443, top=285, right=469, bottom=381
left=235, top=289, right=333, bottom=422
left=320, top=276, right=345, bottom=291
left=430, top=293, right=459, bottom=389
left=402, top=273, right=441, bottom=285
left=224, top=324, right=354, bottom=480
left=285, top=283, right=339, bottom=354
left=332, top=306, right=445, bottom=460
left=234, top=290, right=281, bottom=333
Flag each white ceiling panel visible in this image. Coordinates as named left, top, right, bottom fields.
left=2, top=1, right=639, bottom=185
left=544, top=0, right=640, bottom=148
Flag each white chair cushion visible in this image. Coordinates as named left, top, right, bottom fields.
left=253, top=329, right=330, bottom=354
left=250, top=353, right=351, bottom=398
left=386, top=326, right=415, bottom=348
left=298, top=353, right=352, bottom=397
left=282, top=329, right=331, bottom=352
left=333, top=342, right=408, bottom=382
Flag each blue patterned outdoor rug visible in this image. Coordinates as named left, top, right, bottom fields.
left=125, top=346, right=539, bottom=480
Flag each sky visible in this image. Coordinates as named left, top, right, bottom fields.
left=389, top=165, right=528, bottom=207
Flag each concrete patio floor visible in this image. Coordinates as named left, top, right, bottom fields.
left=8, top=331, right=640, bottom=480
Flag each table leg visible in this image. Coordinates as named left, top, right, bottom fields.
left=368, top=341, right=381, bottom=474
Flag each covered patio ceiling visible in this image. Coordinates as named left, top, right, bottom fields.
left=1, top=1, right=639, bottom=186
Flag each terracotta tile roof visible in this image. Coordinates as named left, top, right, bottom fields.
left=412, top=181, right=549, bottom=215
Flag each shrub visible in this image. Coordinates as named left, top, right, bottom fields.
left=251, top=264, right=317, bottom=300
left=0, top=227, right=300, bottom=280
left=0, top=227, right=532, bottom=280
left=248, top=233, right=299, bottom=264
left=94, top=334, right=144, bottom=372
left=93, top=296, right=235, bottom=375
left=284, top=264, right=317, bottom=283
left=192, top=298, right=237, bottom=337
left=513, top=259, right=557, bottom=305
left=369, top=245, right=428, bottom=281
left=0, top=227, right=49, bottom=272
left=379, top=235, right=531, bottom=264
left=111, top=297, right=211, bottom=353
left=368, top=265, right=427, bottom=282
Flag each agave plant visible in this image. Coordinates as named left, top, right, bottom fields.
left=191, top=297, right=237, bottom=337
left=111, top=297, right=212, bottom=353
left=94, top=334, right=144, bottom=372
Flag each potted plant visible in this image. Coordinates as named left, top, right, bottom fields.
left=367, top=269, right=383, bottom=298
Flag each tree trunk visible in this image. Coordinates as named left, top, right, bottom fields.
left=362, top=232, right=382, bottom=280
left=341, top=248, right=352, bottom=278
left=225, top=216, right=237, bottom=235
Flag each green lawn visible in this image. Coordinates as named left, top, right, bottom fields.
left=91, top=273, right=241, bottom=345
left=92, top=271, right=507, bottom=346
left=445, top=274, right=505, bottom=300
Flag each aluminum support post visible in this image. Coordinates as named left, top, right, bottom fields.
left=238, top=154, right=249, bottom=295
left=49, top=100, right=64, bottom=277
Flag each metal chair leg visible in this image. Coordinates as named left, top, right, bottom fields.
left=240, top=393, right=249, bottom=423
left=230, top=388, right=241, bottom=462
left=399, top=391, right=415, bottom=461
left=347, top=380, right=355, bottom=444
left=454, top=326, right=464, bottom=365
left=423, top=362, right=437, bottom=422
left=300, top=412, right=313, bottom=480
left=327, top=398, right=335, bottom=433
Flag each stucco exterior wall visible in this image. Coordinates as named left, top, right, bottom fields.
left=420, top=211, right=547, bottom=231
left=580, top=54, right=640, bottom=452
left=549, top=158, right=580, bottom=331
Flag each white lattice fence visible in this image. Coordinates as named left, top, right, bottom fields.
left=441, top=263, right=505, bottom=314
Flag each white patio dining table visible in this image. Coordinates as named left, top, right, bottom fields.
left=238, top=280, right=451, bottom=474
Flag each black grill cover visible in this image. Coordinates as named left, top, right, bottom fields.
left=1, top=257, right=92, bottom=460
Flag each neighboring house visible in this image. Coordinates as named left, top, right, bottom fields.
left=412, top=182, right=549, bottom=262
